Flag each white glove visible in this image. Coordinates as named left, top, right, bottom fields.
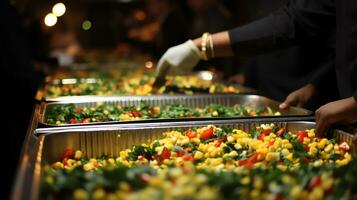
left=155, top=40, right=201, bottom=77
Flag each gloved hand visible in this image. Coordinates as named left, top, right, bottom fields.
left=155, top=40, right=201, bottom=77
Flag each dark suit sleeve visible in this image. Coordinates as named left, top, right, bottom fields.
left=228, top=0, right=335, bottom=56
left=308, top=52, right=335, bottom=90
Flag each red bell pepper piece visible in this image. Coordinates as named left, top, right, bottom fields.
left=238, top=159, right=255, bottom=168
left=268, top=140, right=275, bottom=147
left=128, top=111, right=142, bottom=117
left=161, top=147, right=171, bottom=160
left=309, top=175, right=321, bottom=189
left=81, top=118, right=90, bottom=123
left=258, top=133, right=265, bottom=141
left=69, top=118, right=78, bottom=124
left=262, top=128, right=271, bottom=135
left=276, top=128, right=285, bottom=137
left=200, top=127, right=214, bottom=139
left=76, top=107, right=82, bottom=113
left=185, top=129, right=197, bottom=138
left=297, top=130, right=308, bottom=143
left=215, top=138, right=226, bottom=147
left=182, top=155, right=195, bottom=161
left=176, top=151, right=184, bottom=157
left=238, top=159, right=248, bottom=166
left=62, top=148, right=74, bottom=160
left=244, top=161, right=255, bottom=168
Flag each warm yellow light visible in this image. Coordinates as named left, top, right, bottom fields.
left=145, top=61, right=153, bottom=69
left=82, top=20, right=92, bottom=30
left=52, top=3, right=66, bottom=17
left=44, top=13, right=57, bottom=27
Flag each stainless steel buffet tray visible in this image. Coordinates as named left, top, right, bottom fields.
left=14, top=120, right=356, bottom=200
left=38, top=94, right=313, bottom=127
left=35, top=71, right=257, bottom=101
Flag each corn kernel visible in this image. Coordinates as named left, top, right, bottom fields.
left=240, top=176, right=250, bottom=185
left=73, top=189, right=88, bottom=200
left=212, top=111, right=219, bottom=117
left=336, top=159, right=349, bottom=166
left=309, top=147, right=318, bottom=156
left=308, top=130, right=315, bottom=137
left=281, top=148, right=290, bottom=157
left=164, top=142, right=173, bottom=150
left=83, top=162, right=94, bottom=171
left=93, top=188, right=106, bottom=200
left=74, top=150, right=82, bottom=159
left=290, top=186, right=302, bottom=199
left=190, top=137, right=201, bottom=145
left=313, top=159, right=323, bottom=167
left=317, top=139, right=328, bottom=149
left=198, top=143, right=207, bottom=152
left=53, top=162, right=64, bottom=169
left=266, top=152, right=280, bottom=162
left=324, top=144, right=333, bottom=153
left=309, top=187, right=324, bottom=200
left=155, top=146, right=164, bottom=154
left=227, top=136, right=235, bottom=143
left=119, top=151, right=128, bottom=159
left=285, top=143, right=293, bottom=149
left=321, top=177, right=333, bottom=190
left=344, top=152, right=352, bottom=160
left=253, top=177, right=263, bottom=189
left=286, top=153, right=293, bottom=161
left=250, top=189, right=260, bottom=199
left=108, top=158, right=115, bottom=165
left=194, top=151, right=204, bottom=160
left=234, top=143, right=242, bottom=150
left=303, top=137, right=311, bottom=144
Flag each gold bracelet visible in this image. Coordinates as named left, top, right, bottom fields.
left=208, top=34, right=214, bottom=58
left=201, top=32, right=209, bottom=60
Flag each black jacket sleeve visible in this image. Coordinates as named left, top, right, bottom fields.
left=308, top=50, right=335, bottom=86
left=228, top=0, right=335, bottom=56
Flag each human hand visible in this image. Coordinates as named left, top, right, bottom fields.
left=279, top=84, right=316, bottom=109
left=155, top=40, right=201, bottom=78
left=315, top=97, right=357, bottom=135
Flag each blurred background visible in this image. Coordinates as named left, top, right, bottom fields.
left=6, top=0, right=336, bottom=101
left=6, top=0, right=289, bottom=74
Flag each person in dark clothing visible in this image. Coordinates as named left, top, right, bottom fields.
left=0, top=0, right=41, bottom=197
left=155, top=0, right=357, bottom=134
left=229, top=0, right=338, bottom=110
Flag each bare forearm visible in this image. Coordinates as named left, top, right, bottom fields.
left=192, top=31, right=234, bottom=58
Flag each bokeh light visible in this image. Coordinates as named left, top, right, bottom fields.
left=44, top=13, right=57, bottom=27
left=52, top=3, right=66, bottom=17
left=82, top=20, right=92, bottom=30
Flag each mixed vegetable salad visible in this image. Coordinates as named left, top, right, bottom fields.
left=42, top=124, right=355, bottom=199
left=45, top=102, right=280, bottom=125
left=45, top=73, right=240, bottom=98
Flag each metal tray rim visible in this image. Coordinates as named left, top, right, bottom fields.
left=38, top=94, right=313, bottom=128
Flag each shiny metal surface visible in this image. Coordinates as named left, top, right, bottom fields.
left=36, top=121, right=357, bottom=159
left=11, top=105, right=41, bottom=200
left=38, top=94, right=313, bottom=127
